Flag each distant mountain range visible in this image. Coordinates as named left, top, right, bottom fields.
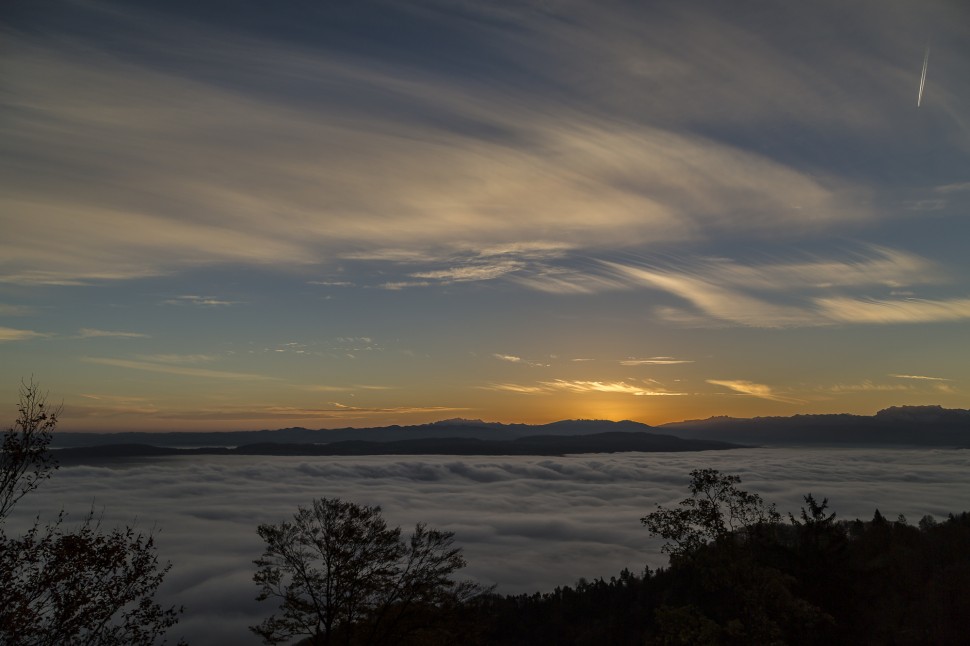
left=658, top=405, right=970, bottom=447
left=49, top=418, right=661, bottom=449
left=48, top=406, right=970, bottom=464
left=51, top=431, right=741, bottom=464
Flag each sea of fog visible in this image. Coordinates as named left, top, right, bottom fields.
left=7, top=447, right=970, bottom=644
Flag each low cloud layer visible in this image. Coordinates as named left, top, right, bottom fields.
left=6, top=448, right=970, bottom=644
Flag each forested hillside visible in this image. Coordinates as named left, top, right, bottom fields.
left=466, top=508, right=970, bottom=645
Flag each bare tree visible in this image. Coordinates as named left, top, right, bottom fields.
left=0, top=380, right=184, bottom=645
left=252, top=497, right=481, bottom=646
left=0, top=378, right=60, bottom=521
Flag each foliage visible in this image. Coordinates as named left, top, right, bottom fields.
left=467, top=471, right=970, bottom=645
left=467, top=568, right=661, bottom=646
left=638, top=473, right=826, bottom=644
left=788, top=493, right=837, bottom=529
left=640, top=468, right=781, bottom=558
left=0, top=511, right=182, bottom=645
left=0, top=380, right=183, bottom=645
left=0, top=378, right=60, bottom=521
left=251, top=497, right=481, bottom=645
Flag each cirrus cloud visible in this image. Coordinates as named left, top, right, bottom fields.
left=0, top=8, right=877, bottom=287
left=484, top=379, right=687, bottom=397
left=0, top=326, right=48, bottom=342
left=707, top=379, right=803, bottom=404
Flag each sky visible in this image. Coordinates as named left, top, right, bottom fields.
left=2, top=0, right=969, bottom=431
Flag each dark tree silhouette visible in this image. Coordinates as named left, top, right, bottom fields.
left=0, top=380, right=183, bottom=645
left=641, top=470, right=828, bottom=645
left=465, top=472, right=970, bottom=645
left=640, top=468, right=780, bottom=559
left=0, top=512, right=183, bottom=645
left=251, top=497, right=481, bottom=645
left=0, top=378, right=59, bottom=521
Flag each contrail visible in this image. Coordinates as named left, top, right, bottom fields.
left=918, top=45, right=930, bottom=107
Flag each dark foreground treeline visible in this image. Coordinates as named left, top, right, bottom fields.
left=459, top=509, right=970, bottom=645
left=303, top=499, right=970, bottom=646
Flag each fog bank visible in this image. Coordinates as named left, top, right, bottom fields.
left=7, top=448, right=970, bottom=644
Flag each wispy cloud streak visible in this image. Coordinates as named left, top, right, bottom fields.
left=484, top=380, right=686, bottom=397
left=816, top=297, right=970, bottom=324
left=0, top=327, right=48, bottom=342
left=707, top=379, right=803, bottom=404
left=77, top=328, right=150, bottom=339
left=0, top=10, right=876, bottom=286
left=619, top=357, right=693, bottom=366
left=596, top=247, right=970, bottom=327
left=81, top=357, right=278, bottom=381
